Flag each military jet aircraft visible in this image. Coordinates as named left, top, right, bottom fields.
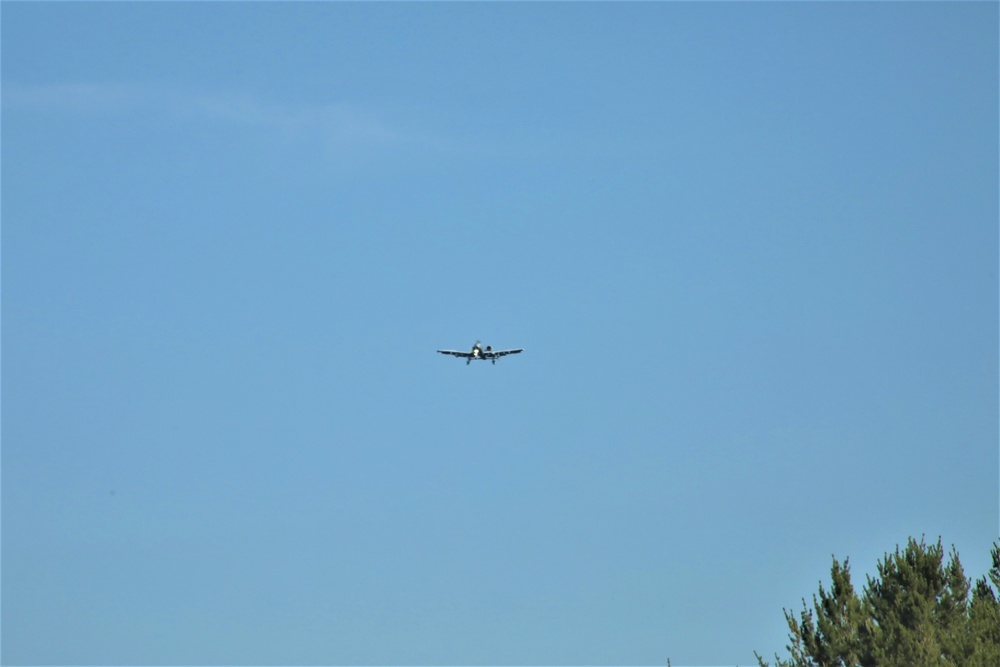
left=437, top=341, right=524, bottom=365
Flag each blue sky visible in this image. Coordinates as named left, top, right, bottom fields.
left=2, top=3, right=997, bottom=665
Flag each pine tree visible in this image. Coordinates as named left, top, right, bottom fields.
left=774, top=557, right=865, bottom=667
left=967, top=543, right=1000, bottom=667
left=861, top=538, right=966, bottom=666
left=756, top=538, right=1000, bottom=667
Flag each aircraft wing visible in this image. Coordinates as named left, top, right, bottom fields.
left=483, top=348, right=523, bottom=359
left=437, top=350, right=473, bottom=358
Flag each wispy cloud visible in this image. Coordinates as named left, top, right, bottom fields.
left=3, top=80, right=404, bottom=150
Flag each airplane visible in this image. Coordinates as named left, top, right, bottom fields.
left=437, top=341, right=524, bottom=365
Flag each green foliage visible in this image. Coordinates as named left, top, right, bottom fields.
left=966, top=543, right=1000, bottom=667
left=756, top=538, right=1000, bottom=667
